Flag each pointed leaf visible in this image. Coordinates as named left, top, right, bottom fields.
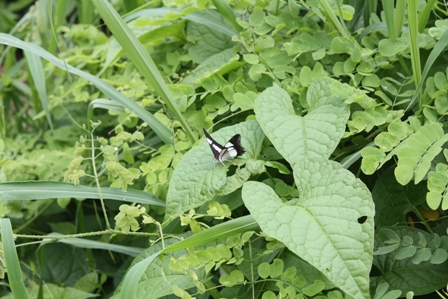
left=254, top=78, right=349, bottom=166
left=242, top=158, right=374, bottom=299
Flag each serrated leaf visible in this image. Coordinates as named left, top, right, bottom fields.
left=242, top=158, right=374, bottom=299
left=165, top=121, right=264, bottom=219
left=254, top=78, right=349, bottom=167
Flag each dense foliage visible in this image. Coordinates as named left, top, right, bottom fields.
left=1, top=0, right=448, bottom=298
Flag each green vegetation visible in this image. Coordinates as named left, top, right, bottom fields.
left=1, top=0, right=448, bottom=298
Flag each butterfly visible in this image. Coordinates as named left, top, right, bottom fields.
left=203, top=128, right=245, bottom=165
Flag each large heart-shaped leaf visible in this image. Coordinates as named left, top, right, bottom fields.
left=165, top=121, right=264, bottom=220
left=254, top=78, right=349, bottom=166
left=242, top=158, right=375, bottom=299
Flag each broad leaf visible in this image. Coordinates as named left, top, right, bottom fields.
left=372, top=167, right=426, bottom=227
left=242, top=158, right=374, bottom=299
left=165, top=121, right=264, bottom=220
left=254, top=78, right=349, bottom=167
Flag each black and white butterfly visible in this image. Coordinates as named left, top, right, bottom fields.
left=203, top=128, right=245, bottom=165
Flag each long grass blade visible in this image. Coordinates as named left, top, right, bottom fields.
left=24, top=50, right=54, bottom=132
left=162, top=215, right=259, bottom=253
left=0, top=181, right=165, bottom=206
left=210, top=0, right=243, bottom=33
left=92, top=0, right=196, bottom=143
left=0, top=219, right=29, bottom=299
left=382, top=0, right=395, bottom=38
left=407, top=0, right=422, bottom=106
left=42, top=233, right=144, bottom=256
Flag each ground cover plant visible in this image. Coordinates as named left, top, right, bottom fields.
left=0, top=0, right=448, bottom=298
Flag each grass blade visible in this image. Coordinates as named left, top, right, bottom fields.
left=407, top=0, right=422, bottom=106
left=0, top=181, right=165, bottom=206
left=119, top=252, right=161, bottom=299
left=0, top=218, right=29, bottom=299
left=43, top=233, right=144, bottom=257
left=210, top=0, right=243, bottom=33
left=162, top=215, right=259, bottom=253
left=24, top=50, right=54, bottom=132
left=92, top=0, right=196, bottom=143
left=0, top=33, right=173, bottom=144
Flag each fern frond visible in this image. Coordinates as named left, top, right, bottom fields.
left=395, top=123, right=448, bottom=185
left=361, top=118, right=418, bottom=174
left=427, top=161, right=448, bottom=210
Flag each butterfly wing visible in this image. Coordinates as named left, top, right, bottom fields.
left=220, top=134, right=245, bottom=162
left=203, top=129, right=225, bottom=160
left=203, top=129, right=245, bottom=163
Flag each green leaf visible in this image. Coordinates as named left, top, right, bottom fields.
left=254, top=78, right=349, bottom=166
left=37, top=243, right=89, bottom=286
left=0, top=219, right=29, bottom=299
left=0, top=181, right=165, bottom=206
left=181, top=48, right=244, bottom=87
left=233, top=92, right=255, bottom=111
left=395, top=123, right=448, bottom=185
left=43, top=233, right=144, bottom=257
left=427, top=163, right=448, bottom=210
left=361, top=147, right=385, bottom=175
left=361, top=120, right=417, bottom=174
left=242, top=158, right=374, bottom=299
left=164, top=121, right=264, bottom=219
left=114, top=237, right=201, bottom=299
left=186, top=10, right=235, bottom=63
left=373, top=227, right=448, bottom=295
left=24, top=51, right=53, bottom=132
left=302, top=280, right=325, bottom=296
left=248, top=63, right=266, bottom=81
left=269, top=259, right=283, bottom=278
left=258, top=262, right=270, bottom=279
left=372, top=167, right=426, bottom=227
left=0, top=33, right=173, bottom=144
left=378, top=38, right=408, bottom=56
left=92, top=0, right=194, bottom=143
left=162, top=215, right=259, bottom=253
